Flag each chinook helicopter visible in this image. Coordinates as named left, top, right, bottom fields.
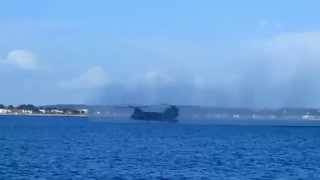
left=130, top=105, right=179, bottom=122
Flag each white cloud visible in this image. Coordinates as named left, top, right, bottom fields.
left=2, top=50, right=38, bottom=70
left=59, top=66, right=110, bottom=89
left=144, top=71, right=174, bottom=85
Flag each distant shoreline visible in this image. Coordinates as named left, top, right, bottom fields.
left=0, top=114, right=88, bottom=118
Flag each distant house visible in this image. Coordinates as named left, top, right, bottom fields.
left=39, top=109, right=46, bottom=114
left=0, top=108, right=9, bottom=114
left=21, top=109, right=33, bottom=114
left=51, top=109, right=64, bottom=114
left=78, top=109, right=89, bottom=114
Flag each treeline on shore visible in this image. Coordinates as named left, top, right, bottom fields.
left=0, top=104, right=88, bottom=115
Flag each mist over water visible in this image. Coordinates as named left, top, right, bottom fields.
left=93, top=32, right=320, bottom=108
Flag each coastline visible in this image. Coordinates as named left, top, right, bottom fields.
left=0, top=114, right=88, bottom=118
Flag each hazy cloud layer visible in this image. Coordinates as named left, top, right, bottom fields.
left=93, top=31, right=320, bottom=108
left=58, top=66, right=110, bottom=89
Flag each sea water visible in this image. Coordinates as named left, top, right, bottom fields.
left=1, top=116, right=320, bottom=179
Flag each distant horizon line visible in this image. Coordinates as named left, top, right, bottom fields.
left=1, top=103, right=320, bottom=110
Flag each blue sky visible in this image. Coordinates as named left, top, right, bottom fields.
left=1, top=0, right=320, bottom=107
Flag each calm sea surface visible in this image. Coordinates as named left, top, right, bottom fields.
left=1, top=116, right=320, bottom=179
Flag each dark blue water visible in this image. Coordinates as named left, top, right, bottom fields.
left=1, top=116, right=320, bottom=179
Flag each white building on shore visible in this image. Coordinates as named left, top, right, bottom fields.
left=0, top=108, right=9, bottom=114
